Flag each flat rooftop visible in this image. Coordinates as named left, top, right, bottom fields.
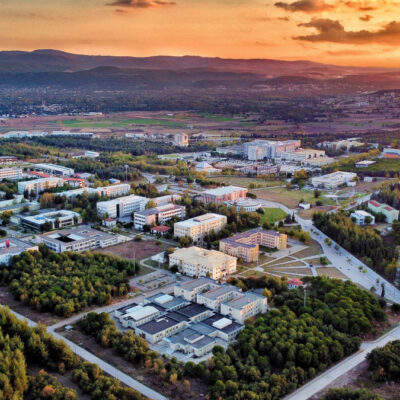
left=175, top=213, right=225, bottom=228
left=203, top=186, right=246, bottom=196
left=199, top=284, right=238, bottom=300
left=176, top=277, right=215, bottom=292
left=22, top=209, right=79, bottom=224
left=175, top=303, right=210, bottom=319
left=223, top=291, right=264, bottom=310
left=202, top=313, right=243, bottom=334
left=40, top=225, right=115, bottom=244
left=138, top=315, right=183, bottom=335
left=0, top=238, right=35, bottom=255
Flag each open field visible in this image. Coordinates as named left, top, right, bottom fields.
left=251, top=187, right=334, bottom=209
left=96, top=239, right=169, bottom=261
left=260, top=208, right=287, bottom=225
left=317, top=267, right=348, bottom=279
left=212, top=176, right=282, bottom=188
left=299, top=205, right=337, bottom=219
left=294, top=240, right=323, bottom=258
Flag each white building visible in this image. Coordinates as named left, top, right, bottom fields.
left=134, top=204, right=186, bottom=230
left=244, top=140, right=301, bottom=160
left=152, top=194, right=181, bottom=207
left=174, top=213, right=227, bottom=241
left=173, top=133, right=189, bottom=147
left=350, top=210, right=375, bottom=225
left=39, top=226, right=119, bottom=252
left=195, top=162, right=219, bottom=174
left=202, top=186, right=248, bottom=204
left=0, top=168, right=22, bottom=181
left=50, top=131, right=94, bottom=137
left=18, top=177, right=63, bottom=194
left=2, top=131, right=47, bottom=138
left=97, top=194, right=148, bottom=219
left=311, top=171, right=357, bottom=189
left=0, top=238, right=38, bottom=266
left=21, top=210, right=81, bottom=231
left=280, top=148, right=326, bottom=162
left=169, top=246, right=237, bottom=280
left=231, top=198, right=262, bottom=212
left=33, top=163, right=75, bottom=177
left=61, top=183, right=131, bottom=199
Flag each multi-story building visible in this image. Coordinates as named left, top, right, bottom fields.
left=39, top=226, right=119, bottom=252
left=61, top=183, right=131, bottom=199
left=21, top=210, right=81, bottom=231
left=33, top=163, right=75, bottom=177
left=311, top=171, right=357, bottom=189
left=0, top=238, right=38, bottom=266
left=230, top=198, right=262, bottom=212
left=50, top=131, right=94, bottom=137
left=280, top=148, right=326, bottom=162
left=134, top=204, right=186, bottom=230
left=383, top=148, right=400, bottom=159
left=368, top=200, right=399, bottom=223
left=173, top=132, right=189, bottom=147
left=220, top=228, right=287, bottom=263
left=174, top=213, right=227, bottom=241
left=97, top=194, right=148, bottom=219
left=202, top=186, right=248, bottom=204
left=2, top=131, right=47, bottom=139
left=169, top=246, right=237, bottom=280
left=0, top=156, right=18, bottom=165
left=0, top=168, right=22, bottom=181
left=244, top=140, right=301, bottom=161
left=350, top=210, right=375, bottom=225
left=70, top=150, right=100, bottom=159
left=152, top=194, right=182, bottom=207
left=18, top=177, right=63, bottom=194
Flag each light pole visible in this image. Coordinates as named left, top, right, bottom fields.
left=124, top=164, right=129, bottom=183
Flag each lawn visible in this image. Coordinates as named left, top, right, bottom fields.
left=251, top=187, right=334, bottom=209
left=317, top=267, right=348, bottom=279
left=293, top=240, right=323, bottom=258
left=60, top=118, right=187, bottom=129
left=260, top=208, right=287, bottom=225
left=212, top=176, right=281, bottom=189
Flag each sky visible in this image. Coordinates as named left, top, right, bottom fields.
left=1, top=0, right=400, bottom=66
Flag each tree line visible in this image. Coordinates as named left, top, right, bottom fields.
left=0, top=245, right=138, bottom=317
left=0, top=306, right=145, bottom=400
left=313, top=212, right=397, bottom=280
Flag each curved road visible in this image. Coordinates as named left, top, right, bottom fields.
left=9, top=309, right=168, bottom=400
left=283, top=324, right=400, bottom=400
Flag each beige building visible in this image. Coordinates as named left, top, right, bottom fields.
left=169, top=246, right=237, bottom=280
left=219, top=228, right=287, bottom=262
left=174, top=213, right=227, bottom=241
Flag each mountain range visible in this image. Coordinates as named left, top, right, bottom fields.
left=0, top=49, right=400, bottom=90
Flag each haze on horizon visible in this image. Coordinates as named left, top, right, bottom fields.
left=1, top=0, right=400, bottom=67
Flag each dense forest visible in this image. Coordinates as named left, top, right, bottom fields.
left=0, top=306, right=145, bottom=400
left=372, top=182, right=400, bottom=210
left=313, top=212, right=397, bottom=280
left=0, top=246, right=138, bottom=316
left=367, top=340, right=400, bottom=382
left=321, top=388, right=383, bottom=400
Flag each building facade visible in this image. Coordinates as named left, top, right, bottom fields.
left=134, top=203, right=186, bottom=230
left=33, top=163, right=75, bottom=177
left=350, top=210, right=375, bottom=225
left=219, top=228, right=287, bottom=262
left=169, top=246, right=237, bottom=280
left=311, top=171, right=357, bottom=189
left=368, top=200, right=399, bottom=223
left=21, top=210, right=81, bottom=231
left=18, top=177, right=63, bottom=194
left=0, top=168, right=22, bottom=181
left=202, top=186, right=248, bottom=204
left=97, top=194, right=148, bottom=219
left=174, top=213, right=227, bottom=241
left=0, top=238, right=38, bottom=266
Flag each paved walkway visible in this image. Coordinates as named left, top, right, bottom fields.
left=283, top=324, right=400, bottom=400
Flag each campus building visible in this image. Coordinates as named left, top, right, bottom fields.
left=169, top=246, right=237, bottom=280
left=0, top=156, right=18, bottom=165
left=0, top=168, right=22, bottom=181
left=39, top=226, right=119, bottom=253
left=20, top=210, right=81, bottom=231
left=0, top=238, right=38, bottom=266
left=244, top=139, right=301, bottom=160
left=311, top=171, right=357, bottom=189
left=280, top=148, right=326, bottom=162
left=173, top=132, right=189, bottom=147
left=97, top=194, right=148, bottom=219
left=350, top=210, right=375, bottom=225
left=219, top=228, right=287, bottom=263
left=368, top=200, right=399, bottom=223
left=61, top=183, right=131, bottom=199
left=17, top=177, right=63, bottom=194
left=202, top=186, right=248, bottom=204
left=134, top=203, right=186, bottom=230
left=230, top=198, right=263, bottom=212
left=33, top=163, right=75, bottom=177
left=383, top=148, right=400, bottom=159
left=173, top=213, right=227, bottom=241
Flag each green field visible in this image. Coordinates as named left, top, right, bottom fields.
left=341, top=158, right=400, bottom=174
left=260, top=208, right=287, bottom=225
left=212, top=176, right=282, bottom=188
left=60, top=118, right=187, bottom=129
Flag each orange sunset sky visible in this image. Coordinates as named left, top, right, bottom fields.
left=1, top=1, right=400, bottom=66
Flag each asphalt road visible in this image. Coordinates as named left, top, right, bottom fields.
left=9, top=308, right=168, bottom=400
left=283, top=324, right=400, bottom=400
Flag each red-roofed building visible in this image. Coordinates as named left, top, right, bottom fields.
left=28, top=171, right=51, bottom=178
left=288, top=278, right=303, bottom=289
left=62, top=177, right=86, bottom=188
left=151, top=225, right=171, bottom=236
left=103, top=217, right=117, bottom=228
left=368, top=200, right=399, bottom=223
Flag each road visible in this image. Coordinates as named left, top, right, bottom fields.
left=8, top=307, right=168, bottom=400
left=257, top=198, right=400, bottom=303
left=283, top=324, right=400, bottom=400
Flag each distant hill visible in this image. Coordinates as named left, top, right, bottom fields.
left=0, top=49, right=400, bottom=91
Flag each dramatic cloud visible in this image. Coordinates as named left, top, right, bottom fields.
left=274, top=0, right=334, bottom=13
left=359, top=14, right=373, bottom=22
left=295, top=18, right=400, bottom=45
left=106, top=0, right=175, bottom=8
left=345, top=1, right=379, bottom=11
